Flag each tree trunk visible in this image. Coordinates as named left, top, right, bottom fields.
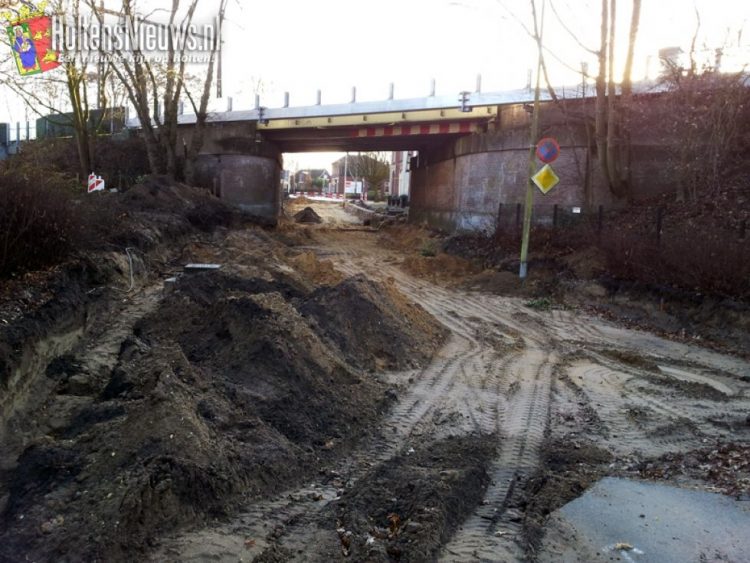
left=619, top=0, right=641, bottom=202
left=605, top=0, right=622, bottom=197
left=66, top=65, right=92, bottom=182
left=162, top=97, right=180, bottom=180
left=595, top=0, right=609, bottom=189
left=185, top=0, right=226, bottom=186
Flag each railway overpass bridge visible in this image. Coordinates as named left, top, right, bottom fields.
left=147, top=84, right=558, bottom=219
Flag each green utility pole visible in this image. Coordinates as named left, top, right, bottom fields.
left=519, top=0, right=546, bottom=280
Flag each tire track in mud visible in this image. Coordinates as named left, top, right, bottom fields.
left=311, top=232, right=750, bottom=554
left=574, top=354, right=744, bottom=453
left=328, top=244, right=560, bottom=561
left=321, top=238, right=565, bottom=556
left=441, top=345, right=555, bottom=562
left=567, top=350, right=750, bottom=456
left=565, top=361, right=665, bottom=453
left=318, top=233, right=748, bottom=558
left=267, top=275, right=521, bottom=558
left=543, top=309, right=750, bottom=380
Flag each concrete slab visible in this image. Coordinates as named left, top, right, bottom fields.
left=538, top=477, right=750, bottom=563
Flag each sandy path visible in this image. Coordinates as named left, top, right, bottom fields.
left=151, top=204, right=750, bottom=562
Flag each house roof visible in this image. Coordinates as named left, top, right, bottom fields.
left=296, top=168, right=329, bottom=178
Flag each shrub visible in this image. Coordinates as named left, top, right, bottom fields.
left=0, top=168, right=82, bottom=277
left=601, top=226, right=750, bottom=300
left=3, top=136, right=149, bottom=192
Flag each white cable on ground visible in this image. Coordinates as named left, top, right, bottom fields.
left=124, top=247, right=135, bottom=293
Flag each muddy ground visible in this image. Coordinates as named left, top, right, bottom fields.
left=1, top=195, right=749, bottom=562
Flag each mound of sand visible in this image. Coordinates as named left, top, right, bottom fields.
left=288, top=251, right=344, bottom=286
left=299, top=274, right=448, bottom=371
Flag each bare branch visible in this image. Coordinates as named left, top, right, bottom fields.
left=549, top=0, right=599, bottom=55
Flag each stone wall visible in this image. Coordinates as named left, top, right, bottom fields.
left=180, top=122, right=283, bottom=220
left=193, top=154, right=281, bottom=219
left=409, top=95, right=679, bottom=232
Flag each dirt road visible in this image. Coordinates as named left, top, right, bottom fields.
left=150, top=203, right=750, bottom=562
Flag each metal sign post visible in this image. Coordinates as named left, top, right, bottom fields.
left=519, top=0, right=546, bottom=281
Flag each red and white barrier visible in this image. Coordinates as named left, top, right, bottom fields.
left=87, top=172, right=105, bottom=193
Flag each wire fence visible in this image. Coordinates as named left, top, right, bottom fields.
left=495, top=202, right=748, bottom=245
left=490, top=202, right=750, bottom=299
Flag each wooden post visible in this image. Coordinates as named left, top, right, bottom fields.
left=496, top=202, right=503, bottom=232
left=516, top=203, right=522, bottom=230
left=598, top=205, right=604, bottom=235
left=553, top=204, right=558, bottom=227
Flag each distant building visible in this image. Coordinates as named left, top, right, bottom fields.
left=390, top=151, right=415, bottom=197
left=331, top=155, right=364, bottom=196
left=280, top=169, right=291, bottom=192
left=294, top=169, right=331, bottom=191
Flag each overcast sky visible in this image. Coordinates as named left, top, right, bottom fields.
left=221, top=0, right=748, bottom=105
left=221, top=0, right=749, bottom=169
left=1, top=0, right=748, bottom=170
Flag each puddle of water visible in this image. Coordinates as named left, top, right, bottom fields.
left=539, top=477, right=750, bottom=563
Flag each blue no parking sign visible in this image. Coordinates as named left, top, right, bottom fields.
left=536, top=137, right=560, bottom=163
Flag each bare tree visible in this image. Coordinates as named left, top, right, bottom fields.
left=348, top=152, right=391, bottom=200
left=595, top=0, right=642, bottom=200
left=0, top=0, right=115, bottom=180
left=662, top=66, right=749, bottom=201
left=88, top=0, right=227, bottom=182
left=184, top=0, right=227, bottom=185
left=504, top=0, right=642, bottom=201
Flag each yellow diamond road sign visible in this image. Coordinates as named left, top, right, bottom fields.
left=532, top=164, right=560, bottom=194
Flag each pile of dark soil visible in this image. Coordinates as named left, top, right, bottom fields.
left=293, top=206, right=322, bottom=224
left=114, top=176, right=238, bottom=248
left=0, top=178, right=451, bottom=561
left=1, top=180, right=239, bottom=419
left=329, top=435, right=496, bottom=561
left=0, top=264, right=445, bottom=561
left=300, top=274, right=448, bottom=371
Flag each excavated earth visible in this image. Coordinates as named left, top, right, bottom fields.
left=1, top=195, right=749, bottom=562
